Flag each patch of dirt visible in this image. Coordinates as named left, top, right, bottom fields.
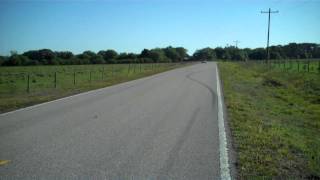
left=262, top=77, right=284, bottom=87
left=310, top=97, right=320, bottom=104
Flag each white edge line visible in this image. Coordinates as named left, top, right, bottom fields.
left=216, top=64, right=232, bottom=180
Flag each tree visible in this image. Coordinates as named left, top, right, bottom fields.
left=312, top=45, right=320, bottom=58
left=270, top=51, right=282, bottom=59
left=140, top=49, right=151, bottom=59
left=23, top=49, right=55, bottom=65
left=90, top=54, right=105, bottom=64
left=149, top=48, right=170, bottom=62
left=56, top=51, right=74, bottom=59
left=175, top=47, right=188, bottom=61
left=224, top=47, right=248, bottom=61
left=98, top=50, right=118, bottom=63
left=164, top=47, right=179, bottom=62
left=77, top=51, right=104, bottom=64
left=248, top=48, right=266, bottom=60
left=4, top=55, right=29, bottom=66
left=214, top=47, right=225, bottom=59
left=0, top=56, right=7, bottom=66
left=193, top=48, right=216, bottom=61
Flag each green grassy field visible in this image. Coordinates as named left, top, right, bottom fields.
left=219, top=61, right=320, bottom=179
left=269, top=59, right=320, bottom=73
left=0, top=63, right=186, bottom=113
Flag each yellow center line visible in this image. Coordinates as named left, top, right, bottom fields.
left=0, top=160, right=10, bottom=166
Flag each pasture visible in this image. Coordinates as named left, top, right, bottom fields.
left=268, top=59, right=319, bottom=73
left=0, top=63, right=184, bottom=112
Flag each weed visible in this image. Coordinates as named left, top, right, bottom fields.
left=219, top=62, right=320, bottom=179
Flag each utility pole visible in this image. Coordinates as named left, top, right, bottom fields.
left=261, top=8, right=278, bottom=63
left=233, top=40, right=240, bottom=48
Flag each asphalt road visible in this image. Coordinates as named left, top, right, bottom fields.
left=0, top=62, right=227, bottom=179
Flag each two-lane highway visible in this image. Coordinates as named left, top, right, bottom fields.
left=0, top=62, right=231, bottom=179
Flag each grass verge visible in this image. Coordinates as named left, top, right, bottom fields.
left=0, top=63, right=189, bottom=113
left=219, top=62, right=320, bottom=179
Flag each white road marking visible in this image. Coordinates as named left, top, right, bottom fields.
left=216, top=65, right=232, bottom=180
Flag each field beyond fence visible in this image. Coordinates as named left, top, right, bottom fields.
left=248, top=59, right=320, bottom=73
left=0, top=63, right=186, bottom=113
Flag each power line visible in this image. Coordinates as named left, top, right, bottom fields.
left=261, top=8, right=279, bottom=63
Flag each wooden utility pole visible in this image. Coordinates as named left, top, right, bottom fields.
left=261, top=8, right=279, bottom=63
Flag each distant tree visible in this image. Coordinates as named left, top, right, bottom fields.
left=164, top=47, right=179, bottom=62
left=175, top=47, right=188, bottom=61
left=23, top=49, right=55, bottom=64
left=248, top=48, right=266, bottom=60
left=82, top=51, right=96, bottom=58
left=90, top=54, right=105, bottom=64
left=312, top=45, right=320, bottom=58
left=193, top=48, right=216, bottom=61
left=140, top=49, right=151, bottom=59
left=77, top=51, right=96, bottom=60
left=56, top=51, right=74, bottom=59
left=4, top=55, right=29, bottom=66
left=162, top=47, right=188, bottom=62
left=77, top=51, right=103, bottom=64
left=214, top=47, right=225, bottom=59
left=149, top=48, right=170, bottom=62
left=270, top=51, right=282, bottom=59
left=224, top=47, right=248, bottom=61
left=98, top=49, right=118, bottom=63
left=127, top=53, right=138, bottom=60
left=117, top=53, right=129, bottom=60
left=0, top=56, right=7, bottom=66
left=283, top=43, right=300, bottom=59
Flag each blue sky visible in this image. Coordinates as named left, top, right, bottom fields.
left=0, top=0, right=319, bottom=55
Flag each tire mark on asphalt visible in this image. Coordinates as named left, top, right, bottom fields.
left=186, top=71, right=216, bottom=106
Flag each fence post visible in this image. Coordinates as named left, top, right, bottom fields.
left=73, top=71, right=76, bottom=85
left=140, top=63, right=142, bottom=73
left=102, top=67, right=104, bottom=80
left=54, top=72, right=57, bottom=88
left=127, top=64, right=131, bottom=76
left=89, top=71, right=92, bottom=83
left=111, top=64, right=114, bottom=76
left=269, top=60, right=271, bottom=69
left=307, top=61, right=310, bottom=72
left=297, top=61, right=300, bottom=72
left=27, top=73, right=30, bottom=93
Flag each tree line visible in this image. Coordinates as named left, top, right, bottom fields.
left=0, top=47, right=188, bottom=66
left=192, top=43, right=320, bottom=61
left=0, top=43, right=319, bottom=66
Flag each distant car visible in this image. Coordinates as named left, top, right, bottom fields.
left=201, top=61, right=207, bottom=63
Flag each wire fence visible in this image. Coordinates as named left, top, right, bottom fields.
left=0, top=63, right=182, bottom=95
left=243, top=59, right=320, bottom=73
